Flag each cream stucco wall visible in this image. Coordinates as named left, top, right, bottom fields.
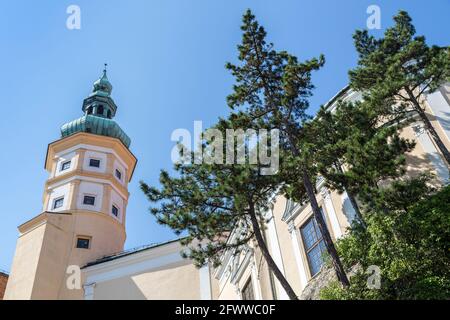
left=92, top=262, right=200, bottom=300
left=4, top=211, right=127, bottom=300
left=4, top=220, right=47, bottom=300
left=83, top=240, right=212, bottom=300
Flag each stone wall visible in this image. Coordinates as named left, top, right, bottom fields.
left=300, top=264, right=360, bottom=300
left=300, top=266, right=337, bottom=300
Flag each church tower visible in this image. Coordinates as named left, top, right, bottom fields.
left=4, top=68, right=137, bottom=300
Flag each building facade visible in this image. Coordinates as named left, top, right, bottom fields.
left=212, top=84, right=450, bottom=300
left=4, top=74, right=449, bottom=299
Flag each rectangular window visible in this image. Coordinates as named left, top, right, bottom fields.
left=83, top=195, right=96, bottom=206
left=89, top=159, right=100, bottom=168
left=60, top=160, right=71, bottom=171
left=241, top=278, right=255, bottom=300
left=112, top=205, right=119, bottom=217
left=53, top=197, right=64, bottom=209
left=76, top=237, right=90, bottom=249
left=115, top=169, right=122, bottom=180
left=300, top=215, right=327, bottom=277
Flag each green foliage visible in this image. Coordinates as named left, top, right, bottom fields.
left=226, top=10, right=324, bottom=146
left=225, top=10, right=350, bottom=286
left=140, top=115, right=281, bottom=268
left=140, top=9, right=326, bottom=273
left=320, top=178, right=450, bottom=300
left=350, top=10, right=450, bottom=103
left=304, top=100, right=415, bottom=203
left=349, top=10, right=450, bottom=164
left=141, top=9, right=448, bottom=299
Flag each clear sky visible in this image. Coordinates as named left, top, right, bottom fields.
left=0, top=0, right=448, bottom=271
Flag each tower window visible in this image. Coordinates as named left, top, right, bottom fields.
left=107, top=110, right=112, bottom=118
left=97, top=105, right=104, bottom=115
left=89, top=159, right=100, bottom=168
left=87, top=107, right=93, bottom=115
left=83, top=195, right=96, bottom=206
left=76, top=237, right=90, bottom=249
left=115, top=169, right=122, bottom=180
left=112, top=205, right=119, bottom=217
left=53, top=197, right=64, bottom=209
left=60, top=160, right=71, bottom=171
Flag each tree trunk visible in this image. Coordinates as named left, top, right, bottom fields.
left=405, top=87, right=450, bottom=166
left=286, top=132, right=350, bottom=288
left=302, top=170, right=350, bottom=288
left=248, top=204, right=299, bottom=300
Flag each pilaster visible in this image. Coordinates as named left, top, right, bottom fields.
left=68, top=179, right=81, bottom=210
left=101, top=184, right=112, bottom=215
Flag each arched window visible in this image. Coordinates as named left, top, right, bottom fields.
left=97, top=105, right=104, bottom=115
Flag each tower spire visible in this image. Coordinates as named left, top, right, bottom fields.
left=60, top=67, right=131, bottom=148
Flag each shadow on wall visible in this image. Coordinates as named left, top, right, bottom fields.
left=407, top=150, right=449, bottom=185
left=341, top=196, right=356, bottom=224
left=93, top=275, right=148, bottom=300
left=90, top=261, right=200, bottom=300
left=339, top=150, right=449, bottom=226
left=436, top=111, right=450, bottom=135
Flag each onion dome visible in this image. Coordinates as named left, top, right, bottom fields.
left=60, top=65, right=131, bottom=148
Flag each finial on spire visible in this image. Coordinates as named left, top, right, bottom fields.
left=91, top=64, right=113, bottom=96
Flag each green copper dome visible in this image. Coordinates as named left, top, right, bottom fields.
left=60, top=67, right=131, bottom=148
left=61, top=115, right=131, bottom=147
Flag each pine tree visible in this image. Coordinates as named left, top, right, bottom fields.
left=304, top=100, right=416, bottom=226
left=226, top=10, right=350, bottom=287
left=349, top=10, right=450, bottom=165
left=141, top=115, right=299, bottom=300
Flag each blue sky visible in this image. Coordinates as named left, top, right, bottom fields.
left=0, top=0, right=448, bottom=271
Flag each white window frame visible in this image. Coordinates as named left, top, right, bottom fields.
left=89, top=158, right=101, bottom=168
left=60, top=160, right=71, bottom=172
left=53, top=197, right=64, bottom=209
left=111, top=204, right=120, bottom=218
left=115, top=168, right=122, bottom=181
left=82, top=194, right=96, bottom=206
